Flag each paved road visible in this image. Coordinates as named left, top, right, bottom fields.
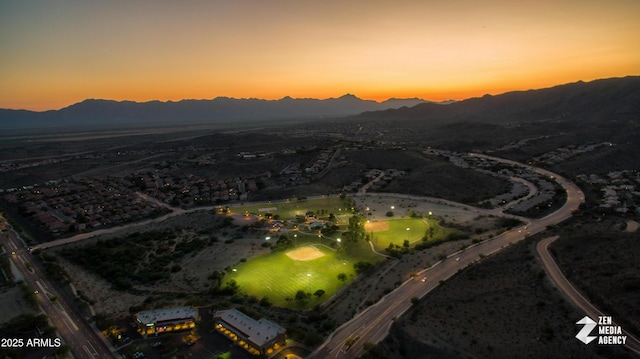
left=17, top=153, right=588, bottom=359
left=537, top=236, right=640, bottom=356
left=308, top=154, right=585, bottom=359
left=3, top=229, right=118, bottom=359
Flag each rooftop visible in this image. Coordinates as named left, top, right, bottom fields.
left=215, top=309, right=285, bottom=346
left=136, top=306, right=198, bottom=326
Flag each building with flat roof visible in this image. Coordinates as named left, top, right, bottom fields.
left=214, top=308, right=286, bottom=355
left=134, top=306, right=199, bottom=335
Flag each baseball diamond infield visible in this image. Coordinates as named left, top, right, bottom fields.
left=286, top=246, right=326, bottom=261
left=364, top=221, right=390, bottom=232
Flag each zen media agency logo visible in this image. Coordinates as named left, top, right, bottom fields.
left=576, top=316, right=627, bottom=345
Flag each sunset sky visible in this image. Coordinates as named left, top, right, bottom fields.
left=1, top=0, right=639, bottom=111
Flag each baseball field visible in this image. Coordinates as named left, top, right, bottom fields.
left=221, top=197, right=454, bottom=308
left=365, top=217, right=453, bottom=250
left=224, top=241, right=378, bottom=308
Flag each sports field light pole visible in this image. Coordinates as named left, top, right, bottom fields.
left=294, top=234, right=297, bottom=248
left=406, top=227, right=410, bottom=241
left=428, top=211, right=433, bottom=235
left=307, top=273, right=312, bottom=292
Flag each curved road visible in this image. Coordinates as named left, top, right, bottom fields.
left=537, top=236, right=640, bottom=356
left=18, top=153, right=600, bottom=358
left=308, top=154, right=585, bottom=359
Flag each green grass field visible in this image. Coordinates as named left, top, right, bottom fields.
left=220, top=197, right=457, bottom=308
left=225, top=245, right=359, bottom=308
left=231, top=197, right=352, bottom=219
left=368, top=217, right=458, bottom=250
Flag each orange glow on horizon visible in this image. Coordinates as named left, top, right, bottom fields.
left=1, top=1, right=639, bottom=111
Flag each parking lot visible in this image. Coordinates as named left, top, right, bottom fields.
left=116, top=307, right=253, bottom=359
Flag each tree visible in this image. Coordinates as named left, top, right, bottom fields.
left=354, top=261, right=373, bottom=274
left=208, top=270, right=223, bottom=287
left=345, top=215, right=365, bottom=242
left=337, top=273, right=347, bottom=282
left=222, top=279, right=239, bottom=294
left=295, top=290, right=307, bottom=301
left=313, top=289, right=325, bottom=298
left=425, top=226, right=436, bottom=240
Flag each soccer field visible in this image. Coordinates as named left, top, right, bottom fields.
left=225, top=245, right=356, bottom=307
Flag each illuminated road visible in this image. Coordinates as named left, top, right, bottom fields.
left=308, top=154, right=585, bottom=358
left=2, top=229, right=117, bottom=359
left=537, top=236, right=640, bottom=356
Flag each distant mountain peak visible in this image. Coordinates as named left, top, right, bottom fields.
left=0, top=93, right=430, bottom=129
left=338, top=94, right=360, bottom=100
left=7, top=76, right=634, bottom=131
